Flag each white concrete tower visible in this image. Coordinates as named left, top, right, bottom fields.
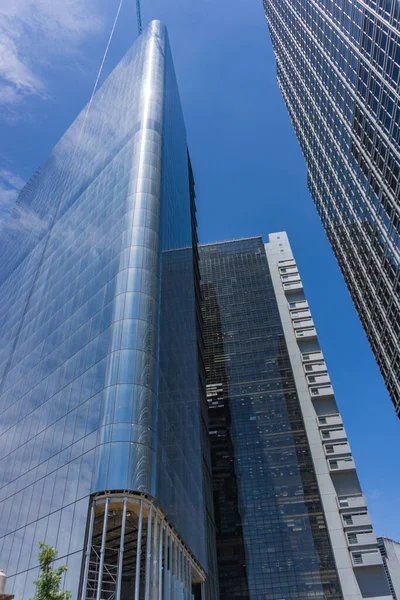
left=265, top=232, right=391, bottom=600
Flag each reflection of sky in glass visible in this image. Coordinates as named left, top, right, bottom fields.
left=0, top=20, right=207, bottom=597
left=200, top=238, right=342, bottom=600
left=263, top=0, right=400, bottom=416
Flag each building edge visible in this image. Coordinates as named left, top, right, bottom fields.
left=265, top=232, right=391, bottom=600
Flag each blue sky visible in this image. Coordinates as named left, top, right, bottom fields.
left=1, top=0, right=399, bottom=539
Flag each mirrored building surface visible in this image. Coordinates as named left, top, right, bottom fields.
left=199, top=235, right=391, bottom=600
left=263, top=0, right=400, bottom=416
left=0, top=21, right=216, bottom=600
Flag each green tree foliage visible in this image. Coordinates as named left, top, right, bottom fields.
left=30, top=542, right=72, bottom=600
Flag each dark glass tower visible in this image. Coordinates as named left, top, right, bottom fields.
left=0, top=21, right=216, bottom=600
left=262, top=0, right=400, bottom=416
left=199, top=235, right=391, bottom=600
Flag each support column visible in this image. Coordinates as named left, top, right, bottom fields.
left=152, top=511, right=159, bottom=599
left=158, top=520, right=163, bottom=599
left=116, top=497, right=127, bottom=600
left=80, top=501, right=95, bottom=600
left=134, top=500, right=143, bottom=600
left=164, top=527, right=170, bottom=600
left=145, top=504, right=153, bottom=599
left=96, top=498, right=110, bottom=600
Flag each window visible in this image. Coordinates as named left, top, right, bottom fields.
left=302, top=354, right=310, bottom=360
left=308, top=376, right=316, bottom=382
left=322, top=430, right=331, bottom=438
left=348, top=533, right=358, bottom=544
left=318, top=417, right=327, bottom=424
left=353, top=553, right=363, bottom=565
left=289, top=302, right=296, bottom=308
left=305, top=365, right=313, bottom=371
left=281, top=268, right=287, bottom=273
left=326, top=445, right=334, bottom=454
left=343, top=514, right=353, bottom=525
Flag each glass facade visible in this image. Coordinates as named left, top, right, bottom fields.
left=0, top=20, right=214, bottom=599
left=263, top=0, right=400, bottom=416
left=199, top=238, right=342, bottom=600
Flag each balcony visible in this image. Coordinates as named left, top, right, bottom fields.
left=289, top=300, right=308, bottom=311
left=302, top=350, right=323, bottom=362
left=351, top=549, right=383, bottom=567
left=328, top=457, right=355, bottom=472
left=347, top=531, right=377, bottom=547
left=324, top=442, right=351, bottom=457
left=307, top=373, right=330, bottom=386
left=281, top=274, right=300, bottom=284
left=293, top=318, right=314, bottom=329
left=318, top=414, right=342, bottom=427
left=283, top=281, right=303, bottom=292
left=310, top=384, right=334, bottom=397
left=280, top=266, right=298, bottom=275
left=342, top=512, right=372, bottom=528
left=337, top=494, right=366, bottom=510
left=278, top=259, right=296, bottom=268
left=290, top=308, right=311, bottom=319
left=296, top=327, right=317, bottom=340
left=304, top=361, right=327, bottom=375
left=321, top=427, right=347, bottom=442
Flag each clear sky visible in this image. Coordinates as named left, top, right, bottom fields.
left=1, top=0, right=399, bottom=539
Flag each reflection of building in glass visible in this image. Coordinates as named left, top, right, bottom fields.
left=199, top=234, right=391, bottom=600
left=200, top=281, right=250, bottom=600
left=0, top=21, right=217, bottom=600
left=263, top=0, right=400, bottom=417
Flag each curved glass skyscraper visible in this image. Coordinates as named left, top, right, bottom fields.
left=0, top=21, right=216, bottom=600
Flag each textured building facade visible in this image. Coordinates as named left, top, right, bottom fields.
left=0, top=21, right=217, bottom=600
left=199, top=234, right=391, bottom=600
left=262, top=0, right=400, bottom=416
left=377, top=537, right=400, bottom=599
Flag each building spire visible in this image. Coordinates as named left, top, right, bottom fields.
left=136, top=0, right=143, bottom=34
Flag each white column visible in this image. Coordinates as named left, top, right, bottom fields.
left=145, top=504, right=153, bottom=599
left=80, top=501, right=95, bottom=600
left=116, top=497, right=127, bottom=600
left=96, top=498, right=110, bottom=600
left=134, top=500, right=144, bottom=600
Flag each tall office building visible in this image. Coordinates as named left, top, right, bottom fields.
left=0, top=21, right=217, bottom=600
left=262, top=0, right=400, bottom=416
left=199, top=233, right=391, bottom=600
